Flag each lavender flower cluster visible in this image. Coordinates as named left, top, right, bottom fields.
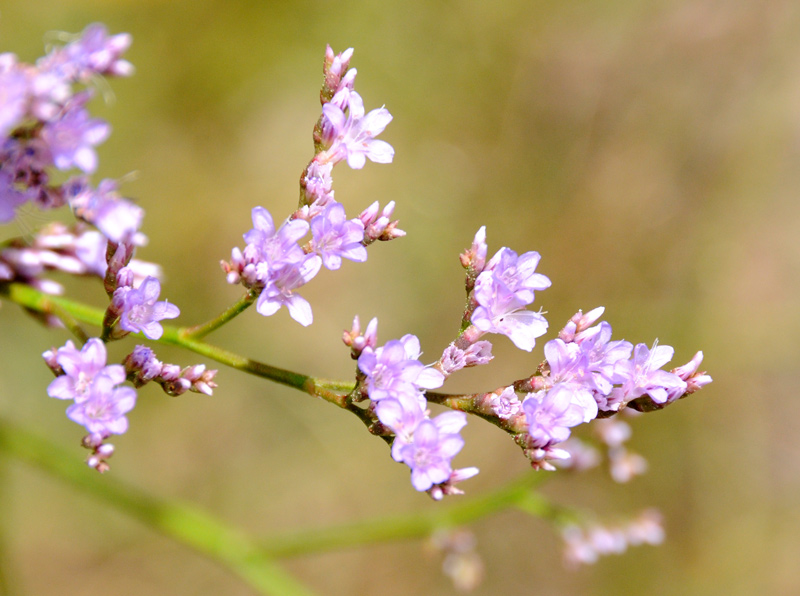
left=0, top=25, right=215, bottom=470
left=344, top=225, right=711, bottom=498
left=221, top=46, right=400, bottom=326
left=0, top=24, right=140, bottom=238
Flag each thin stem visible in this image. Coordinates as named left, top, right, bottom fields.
left=0, top=448, right=16, bottom=596
left=259, top=471, right=549, bottom=558
left=261, top=473, right=547, bottom=558
left=0, top=418, right=316, bottom=596
left=181, top=289, right=258, bottom=340
left=513, top=489, right=580, bottom=527
left=2, top=283, right=323, bottom=396
left=4, top=283, right=103, bottom=327
left=0, top=417, right=562, bottom=572
left=0, top=283, right=455, bottom=406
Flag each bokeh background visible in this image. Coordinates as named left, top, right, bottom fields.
left=1, top=0, right=799, bottom=594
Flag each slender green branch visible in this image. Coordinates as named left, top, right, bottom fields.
left=2, top=282, right=322, bottom=396
left=0, top=418, right=315, bottom=596
left=0, top=417, right=562, bottom=585
left=513, top=488, right=580, bottom=527
left=1, top=283, right=454, bottom=407
left=180, top=289, right=258, bottom=340
left=0, top=449, right=16, bottom=596
left=259, top=472, right=549, bottom=558
left=4, top=282, right=104, bottom=327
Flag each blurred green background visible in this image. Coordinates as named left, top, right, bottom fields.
left=1, top=0, right=799, bottom=594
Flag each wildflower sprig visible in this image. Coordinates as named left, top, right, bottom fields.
left=0, top=24, right=713, bottom=590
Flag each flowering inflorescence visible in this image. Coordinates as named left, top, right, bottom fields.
left=345, top=224, right=711, bottom=498
left=0, top=26, right=714, bottom=572
left=0, top=25, right=215, bottom=471
left=0, top=24, right=139, bottom=235
left=221, top=45, right=400, bottom=326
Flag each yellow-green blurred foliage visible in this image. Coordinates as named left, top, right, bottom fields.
left=1, top=1, right=799, bottom=594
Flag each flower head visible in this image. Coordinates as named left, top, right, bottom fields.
left=358, top=333, right=444, bottom=402
left=41, top=96, right=110, bottom=173
left=398, top=412, right=467, bottom=492
left=611, top=342, right=687, bottom=407
left=116, top=276, right=180, bottom=339
left=45, top=338, right=125, bottom=402
left=309, top=202, right=367, bottom=270
left=66, top=374, right=136, bottom=436
left=320, top=91, right=394, bottom=169
left=522, top=384, right=594, bottom=448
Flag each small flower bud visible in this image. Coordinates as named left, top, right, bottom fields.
left=559, top=307, right=605, bottom=341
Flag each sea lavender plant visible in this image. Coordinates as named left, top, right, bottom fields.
left=0, top=24, right=712, bottom=594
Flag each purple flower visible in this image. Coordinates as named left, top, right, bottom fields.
left=224, top=207, right=324, bottom=325
left=0, top=169, right=31, bottom=223
left=224, top=207, right=308, bottom=286
left=522, top=384, right=594, bottom=448
left=65, top=23, right=134, bottom=79
left=487, top=386, right=522, bottom=420
left=321, top=91, right=394, bottom=169
left=469, top=240, right=551, bottom=352
left=242, top=207, right=308, bottom=268
left=611, top=342, right=687, bottom=406
left=0, top=54, right=29, bottom=138
left=573, top=323, right=633, bottom=394
left=541, top=318, right=634, bottom=412
left=358, top=333, right=445, bottom=402
left=374, top=393, right=427, bottom=461
left=483, top=247, right=551, bottom=304
left=117, top=276, right=180, bottom=339
left=471, top=276, right=549, bottom=351
left=41, top=98, right=110, bottom=173
left=45, top=338, right=125, bottom=402
left=398, top=412, right=467, bottom=492
left=66, top=178, right=144, bottom=242
left=255, top=253, right=321, bottom=326
left=309, top=202, right=367, bottom=270
left=65, top=373, right=136, bottom=436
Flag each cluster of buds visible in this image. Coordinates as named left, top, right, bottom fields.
left=82, top=432, right=115, bottom=473
left=358, top=200, right=405, bottom=244
left=124, top=345, right=217, bottom=396
left=342, top=315, right=378, bottom=359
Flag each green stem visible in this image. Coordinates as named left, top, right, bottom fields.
left=0, top=448, right=15, bottom=596
left=4, top=283, right=103, bottom=327
left=2, top=283, right=329, bottom=399
left=0, top=417, right=563, bottom=586
left=0, top=418, right=315, bottom=596
left=181, top=289, right=258, bottom=340
left=259, top=472, right=549, bottom=557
